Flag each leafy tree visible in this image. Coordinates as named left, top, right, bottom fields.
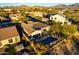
left=12, top=18, right=18, bottom=23
left=23, top=17, right=29, bottom=23
left=5, top=44, right=16, bottom=55
left=61, top=24, right=77, bottom=35
left=42, top=29, right=48, bottom=36
left=0, top=11, right=7, bottom=17
left=21, top=10, right=26, bottom=17
left=49, top=23, right=62, bottom=35
left=12, top=9, right=18, bottom=14
left=35, top=16, right=42, bottom=21
left=49, top=22, right=77, bottom=38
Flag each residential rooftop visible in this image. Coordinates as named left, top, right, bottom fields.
left=47, top=13, right=66, bottom=18
left=21, top=21, right=49, bottom=34
left=0, top=26, right=19, bottom=41
left=9, top=14, right=21, bottom=17
left=0, top=17, right=7, bottom=21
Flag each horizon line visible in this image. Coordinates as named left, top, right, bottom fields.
left=0, top=3, right=74, bottom=7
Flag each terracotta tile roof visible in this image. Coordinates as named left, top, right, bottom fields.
left=0, top=26, right=19, bottom=41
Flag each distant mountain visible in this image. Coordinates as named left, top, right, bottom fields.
left=29, top=3, right=79, bottom=8
left=1, top=3, right=79, bottom=9
left=54, top=4, right=68, bottom=7
left=51, top=3, right=79, bottom=8
left=70, top=3, right=79, bottom=7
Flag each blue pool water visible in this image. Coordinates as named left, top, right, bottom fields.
left=39, top=36, right=57, bottom=45
left=27, top=16, right=38, bottom=22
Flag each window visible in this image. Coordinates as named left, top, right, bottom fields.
left=15, top=38, right=18, bottom=42
left=51, top=17, right=53, bottom=19
left=0, top=42, right=2, bottom=46
left=55, top=17, right=57, bottom=20
left=8, top=39, right=13, bottom=43
left=60, top=22, right=62, bottom=24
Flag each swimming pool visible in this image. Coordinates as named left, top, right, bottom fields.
left=39, top=36, right=57, bottom=45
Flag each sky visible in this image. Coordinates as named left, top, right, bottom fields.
left=0, top=3, right=74, bottom=7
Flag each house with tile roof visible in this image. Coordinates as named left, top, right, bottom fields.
left=3, top=9, right=13, bottom=12
left=0, top=17, right=7, bottom=21
left=21, top=21, right=50, bottom=39
left=0, top=26, right=20, bottom=48
left=30, top=12, right=44, bottom=17
left=9, top=14, right=24, bottom=22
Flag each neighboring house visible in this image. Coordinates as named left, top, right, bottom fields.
left=9, top=14, right=21, bottom=18
left=21, top=21, right=50, bottom=39
left=25, top=12, right=30, bottom=14
left=30, top=12, right=43, bottom=17
left=47, top=8, right=52, bottom=11
left=3, top=9, right=13, bottom=12
left=0, top=26, right=20, bottom=48
left=50, top=14, right=66, bottom=24
left=42, top=18, right=49, bottom=22
left=9, top=14, right=21, bottom=19
left=9, top=14, right=24, bottom=21
left=0, top=17, right=7, bottom=21
left=18, top=15, right=25, bottom=21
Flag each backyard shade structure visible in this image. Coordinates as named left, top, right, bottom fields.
left=0, top=26, right=19, bottom=41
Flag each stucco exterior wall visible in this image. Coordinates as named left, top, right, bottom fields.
left=50, top=15, right=65, bottom=24
left=31, top=26, right=50, bottom=36
left=0, top=36, right=20, bottom=48
left=3, top=9, right=12, bottom=12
